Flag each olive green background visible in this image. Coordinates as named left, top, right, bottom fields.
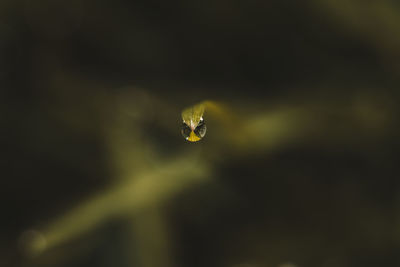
left=1, top=1, right=400, bottom=267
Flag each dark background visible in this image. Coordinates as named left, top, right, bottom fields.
left=1, top=0, right=400, bottom=266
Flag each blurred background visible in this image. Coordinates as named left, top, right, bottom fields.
left=1, top=0, right=400, bottom=266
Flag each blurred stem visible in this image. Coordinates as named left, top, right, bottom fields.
left=129, top=207, right=174, bottom=267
